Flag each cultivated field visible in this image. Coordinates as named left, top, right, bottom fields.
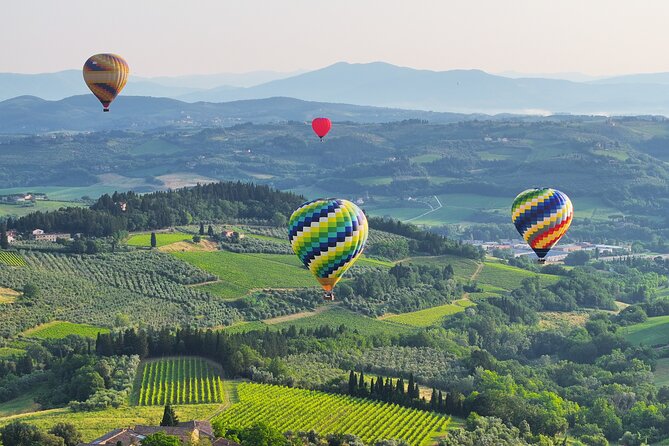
left=22, top=321, right=109, bottom=339
left=174, top=251, right=315, bottom=298
left=215, top=382, right=451, bottom=446
left=136, top=357, right=224, bottom=406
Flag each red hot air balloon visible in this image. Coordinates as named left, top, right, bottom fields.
left=311, top=118, right=331, bottom=141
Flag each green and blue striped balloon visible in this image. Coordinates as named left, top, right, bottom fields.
left=288, top=198, right=368, bottom=296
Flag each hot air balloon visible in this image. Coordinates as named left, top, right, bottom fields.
left=311, top=118, right=331, bottom=141
left=289, top=198, right=368, bottom=300
left=83, top=54, right=129, bottom=112
left=511, top=188, right=573, bottom=263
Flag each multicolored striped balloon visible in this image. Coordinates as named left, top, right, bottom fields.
left=511, top=188, right=573, bottom=260
left=83, top=54, right=129, bottom=112
left=289, top=198, right=368, bottom=298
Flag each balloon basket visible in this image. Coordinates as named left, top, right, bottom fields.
left=103, top=109, right=109, bottom=112
left=537, top=258, right=546, bottom=264
left=323, top=292, right=335, bottom=301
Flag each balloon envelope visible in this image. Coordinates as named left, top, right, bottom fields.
left=83, top=54, right=129, bottom=111
left=311, top=118, right=332, bottom=139
left=511, top=188, right=573, bottom=259
left=288, top=198, right=368, bottom=293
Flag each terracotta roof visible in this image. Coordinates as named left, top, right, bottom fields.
left=79, top=420, right=228, bottom=446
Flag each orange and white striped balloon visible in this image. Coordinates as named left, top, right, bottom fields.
left=83, top=54, right=129, bottom=112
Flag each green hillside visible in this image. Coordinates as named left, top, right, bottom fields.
left=623, top=315, right=669, bottom=346
left=173, top=251, right=316, bottom=299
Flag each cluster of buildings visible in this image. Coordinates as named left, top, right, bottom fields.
left=78, top=420, right=239, bottom=446
left=3, top=229, right=73, bottom=245
left=467, top=240, right=628, bottom=262
left=0, top=192, right=48, bottom=204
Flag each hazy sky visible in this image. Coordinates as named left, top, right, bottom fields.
left=3, top=0, right=669, bottom=77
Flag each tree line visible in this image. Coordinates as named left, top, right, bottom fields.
left=8, top=181, right=304, bottom=237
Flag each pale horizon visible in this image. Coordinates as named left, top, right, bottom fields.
left=3, top=0, right=669, bottom=77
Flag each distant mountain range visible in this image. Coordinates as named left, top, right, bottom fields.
left=3, top=62, right=669, bottom=115
left=0, top=95, right=480, bottom=133
left=0, top=69, right=300, bottom=102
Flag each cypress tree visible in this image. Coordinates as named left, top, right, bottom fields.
left=0, top=230, right=8, bottom=249
left=408, top=374, right=415, bottom=399
left=358, top=371, right=365, bottom=395
left=161, top=403, right=178, bottom=426
left=207, top=225, right=214, bottom=237
left=437, top=390, right=444, bottom=411
left=369, top=378, right=375, bottom=396
left=348, top=371, right=357, bottom=396
left=150, top=232, right=157, bottom=248
left=430, top=388, right=438, bottom=410
left=199, top=222, right=205, bottom=235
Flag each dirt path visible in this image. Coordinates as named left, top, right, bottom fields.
left=263, top=305, right=332, bottom=325
left=208, top=380, right=243, bottom=420
left=471, top=262, right=484, bottom=281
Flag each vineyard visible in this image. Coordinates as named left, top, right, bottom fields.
left=0, top=252, right=26, bottom=267
left=216, top=383, right=450, bottom=446
left=136, top=357, right=225, bottom=406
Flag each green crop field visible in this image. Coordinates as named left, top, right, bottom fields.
left=385, top=299, right=475, bottom=327
left=477, top=261, right=559, bottom=291
left=22, top=321, right=109, bottom=339
left=174, top=251, right=315, bottom=299
left=653, top=358, right=669, bottom=388
left=215, top=382, right=451, bottom=446
left=126, top=232, right=193, bottom=248
left=0, top=251, right=26, bottom=267
left=0, top=404, right=222, bottom=443
left=623, top=316, right=669, bottom=346
left=136, top=357, right=224, bottom=406
left=273, top=307, right=415, bottom=337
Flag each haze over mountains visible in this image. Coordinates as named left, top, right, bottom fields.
left=4, top=62, right=669, bottom=116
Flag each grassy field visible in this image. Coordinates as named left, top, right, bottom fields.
left=0, top=387, right=43, bottom=418
left=136, top=357, right=224, bottom=406
left=0, top=252, right=26, bottom=267
left=623, top=315, right=669, bottom=346
left=272, top=306, right=415, bottom=337
left=0, top=201, right=83, bottom=218
left=126, top=232, right=194, bottom=248
left=477, top=261, right=559, bottom=291
left=653, top=358, right=669, bottom=388
left=215, top=382, right=451, bottom=446
left=384, top=299, right=475, bottom=327
left=22, top=321, right=109, bottom=340
left=174, top=251, right=315, bottom=299
left=0, top=404, right=222, bottom=442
